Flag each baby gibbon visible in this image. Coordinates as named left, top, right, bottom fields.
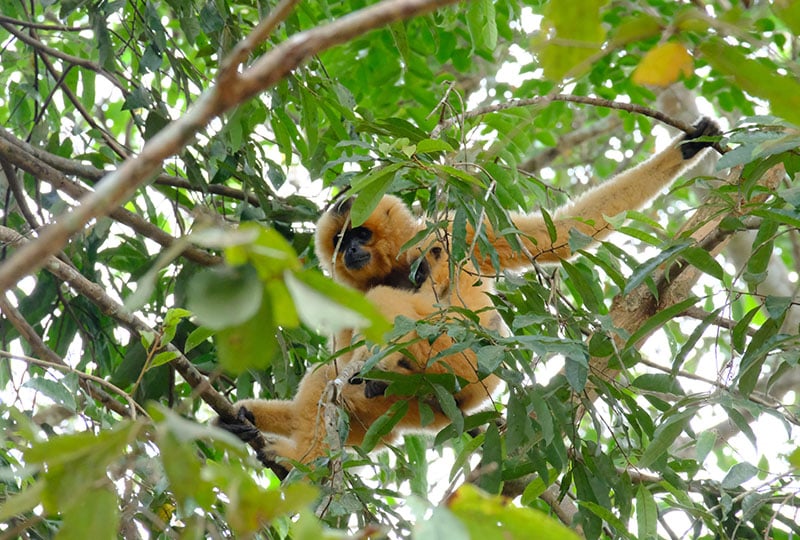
left=220, top=117, right=721, bottom=468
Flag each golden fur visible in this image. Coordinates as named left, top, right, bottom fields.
left=224, top=118, right=721, bottom=466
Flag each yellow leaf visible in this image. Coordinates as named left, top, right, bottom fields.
left=632, top=42, right=694, bottom=86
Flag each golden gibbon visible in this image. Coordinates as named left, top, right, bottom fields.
left=219, top=118, right=721, bottom=468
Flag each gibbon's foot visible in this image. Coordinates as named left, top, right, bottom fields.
left=680, top=117, right=723, bottom=159
left=216, top=406, right=262, bottom=443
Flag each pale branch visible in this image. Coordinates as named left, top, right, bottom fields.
left=0, top=0, right=461, bottom=294
left=0, top=126, right=264, bottom=206
left=0, top=225, right=287, bottom=477
left=680, top=305, right=757, bottom=336
left=0, top=136, right=221, bottom=267
left=0, top=21, right=127, bottom=92
left=0, top=296, right=136, bottom=418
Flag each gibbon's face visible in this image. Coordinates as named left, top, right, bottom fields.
left=314, top=195, right=423, bottom=292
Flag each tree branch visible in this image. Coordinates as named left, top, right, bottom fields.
left=0, top=225, right=287, bottom=477
left=0, top=295, right=136, bottom=418
left=0, top=126, right=264, bottom=206
left=0, top=0, right=461, bottom=294
left=0, top=136, right=220, bottom=266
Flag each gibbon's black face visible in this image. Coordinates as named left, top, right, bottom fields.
left=334, top=226, right=373, bottom=270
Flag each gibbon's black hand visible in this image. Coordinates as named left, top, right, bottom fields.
left=680, top=117, right=723, bottom=160
left=216, top=406, right=262, bottom=443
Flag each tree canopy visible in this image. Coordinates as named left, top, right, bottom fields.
left=1, top=0, right=799, bottom=538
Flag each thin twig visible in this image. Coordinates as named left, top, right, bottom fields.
left=432, top=94, right=728, bottom=155
left=0, top=21, right=126, bottom=91
left=218, top=0, right=302, bottom=84
left=0, top=293, right=136, bottom=418
left=0, top=349, right=144, bottom=419
left=0, top=14, right=91, bottom=31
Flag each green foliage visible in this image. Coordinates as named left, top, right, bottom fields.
left=1, top=0, right=800, bottom=538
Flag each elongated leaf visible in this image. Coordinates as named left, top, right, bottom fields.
left=477, top=421, right=502, bottom=494
left=361, top=400, right=409, bottom=452
left=638, top=408, right=695, bottom=468
left=467, top=0, right=497, bottom=52
left=636, top=484, right=657, bottom=539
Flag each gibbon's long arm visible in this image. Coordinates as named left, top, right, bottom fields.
left=473, top=117, right=721, bottom=272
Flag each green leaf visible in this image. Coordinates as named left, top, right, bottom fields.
left=625, top=297, right=699, bottom=350
left=721, top=462, right=758, bottom=490
left=476, top=421, right=502, bottom=494
left=149, top=350, right=179, bottom=369
left=681, top=246, right=724, bottom=281
left=361, top=400, right=409, bottom=452
left=540, top=0, right=608, bottom=80
left=695, top=430, right=717, bottom=465
left=467, top=0, right=497, bottom=52
left=432, top=384, right=464, bottom=434
left=0, top=480, right=45, bottom=521
left=22, top=377, right=77, bottom=411
left=57, top=487, right=119, bottom=540
left=638, top=408, right=695, bottom=468
left=158, top=429, right=215, bottom=510
left=636, top=484, right=657, bottom=540
left=284, top=270, right=391, bottom=343
left=561, top=260, right=603, bottom=312
left=349, top=162, right=405, bottom=226
left=772, top=1, right=800, bottom=36
left=187, top=265, right=263, bottom=330
left=449, top=484, right=581, bottom=540
left=737, top=318, right=782, bottom=396
left=215, top=295, right=276, bottom=373
left=623, top=241, right=692, bottom=295
left=700, top=38, right=800, bottom=125
left=185, top=326, right=215, bottom=353
left=415, top=139, right=454, bottom=154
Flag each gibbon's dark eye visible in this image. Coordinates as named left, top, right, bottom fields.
left=397, top=358, right=414, bottom=371
left=430, top=246, right=443, bottom=259
left=348, top=375, right=364, bottom=385
left=352, top=227, right=372, bottom=242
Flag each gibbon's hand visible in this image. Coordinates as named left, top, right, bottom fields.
left=215, top=406, right=262, bottom=443
left=680, top=117, right=723, bottom=159
left=346, top=368, right=389, bottom=398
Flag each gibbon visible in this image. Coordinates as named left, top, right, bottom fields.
left=220, top=118, right=721, bottom=468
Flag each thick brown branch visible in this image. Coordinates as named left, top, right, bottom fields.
left=0, top=126, right=262, bottom=206
left=586, top=163, right=785, bottom=400
left=0, top=0, right=460, bottom=294
left=0, top=136, right=220, bottom=266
